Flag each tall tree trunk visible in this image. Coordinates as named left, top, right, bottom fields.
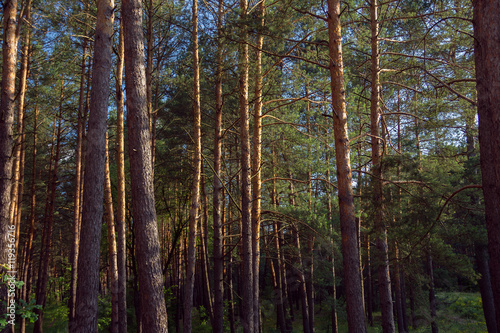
left=115, top=18, right=128, bottom=333
left=10, top=0, right=31, bottom=262
left=212, top=0, right=225, bottom=330
left=366, top=234, right=374, bottom=326
left=226, top=199, right=236, bottom=333
left=239, top=0, right=254, bottom=331
left=15, top=6, right=32, bottom=332
left=71, top=0, right=114, bottom=330
left=473, top=2, right=500, bottom=331
left=270, top=219, right=286, bottom=333
left=271, top=149, right=293, bottom=331
left=20, top=105, right=37, bottom=333
left=0, top=1, right=20, bottom=323
left=34, top=87, right=63, bottom=333
left=394, top=93, right=409, bottom=333
left=146, top=0, right=155, bottom=170
left=326, top=142, right=338, bottom=333
left=326, top=0, right=367, bottom=331
left=105, top=134, right=119, bottom=333
left=184, top=0, right=202, bottom=330
left=33, top=116, right=55, bottom=333
left=13, top=119, right=26, bottom=278
left=369, top=2, right=395, bottom=332
left=251, top=2, right=265, bottom=331
left=69, top=20, right=89, bottom=322
left=460, top=49, right=497, bottom=333
left=306, top=236, right=315, bottom=333
left=122, top=0, right=169, bottom=330
left=305, top=109, right=315, bottom=333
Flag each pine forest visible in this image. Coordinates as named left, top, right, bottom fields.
left=1, top=0, right=500, bottom=332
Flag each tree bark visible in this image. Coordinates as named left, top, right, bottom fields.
left=10, top=0, right=31, bottom=263
left=306, top=238, right=315, bottom=333
left=226, top=200, right=236, bottom=333
left=184, top=0, right=202, bottom=330
left=271, top=149, right=293, bottom=331
left=326, top=142, right=338, bottom=333
left=200, top=179, right=214, bottom=322
left=251, top=1, right=265, bottom=331
left=20, top=105, right=37, bottom=333
left=14, top=5, right=32, bottom=331
left=326, top=0, right=367, bottom=331
left=239, top=0, right=254, bottom=331
left=271, top=219, right=287, bottom=333
left=473, top=2, right=500, bottom=331
left=212, top=0, right=225, bottom=331
left=369, top=2, right=395, bottom=332
left=115, top=18, right=128, bottom=333
left=146, top=0, right=155, bottom=170
left=305, top=110, right=314, bottom=333
left=476, top=245, right=498, bottom=333
left=71, top=0, right=114, bottom=330
left=33, top=116, right=56, bottom=333
left=34, top=86, right=63, bottom=333
left=122, top=0, right=169, bottom=330
left=69, top=18, right=89, bottom=322
left=105, top=134, right=119, bottom=333
left=0, top=1, right=20, bottom=323
left=365, top=234, right=374, bottom=326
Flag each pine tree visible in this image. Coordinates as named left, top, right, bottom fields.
left=122, top=0, right=169, bottom=330
left=71, top=0, right=115, bottom=330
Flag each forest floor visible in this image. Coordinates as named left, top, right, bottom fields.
left=259, top=292, right=487, bottom=333
left=20, top=292, right=486, bottom=332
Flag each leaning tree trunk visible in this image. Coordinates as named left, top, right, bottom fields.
left=326, top=0, right=367, bottom=331
left=71, top=0, right=114, bottom=331
left=122, top=0, right=169, bottom=330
